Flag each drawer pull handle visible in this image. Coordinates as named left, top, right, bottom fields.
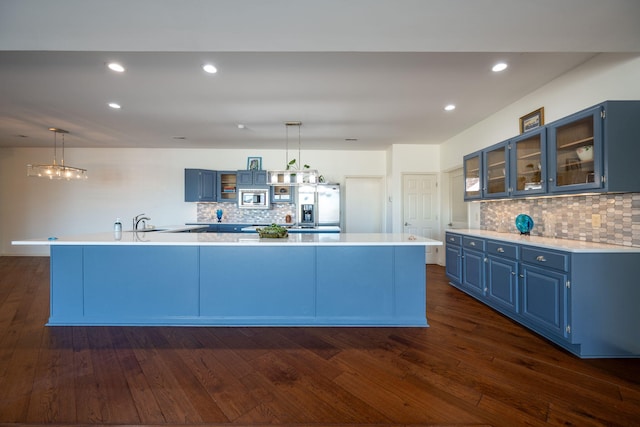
left=469, top=242, right=476, bottom=246
left=449, top=237, right=454, bottom=241
left=497, top=247, right=505, bottom=253
left=536, top=255, right=547, bottom=262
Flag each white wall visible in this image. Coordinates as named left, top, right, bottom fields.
left=1, top=147, right=386, bottom=255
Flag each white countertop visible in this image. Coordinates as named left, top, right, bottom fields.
left=240, top=225, right=341, bottom=233
left=447, top=229, right=640, bottom=253
left=13, top=230, right=442, bottom=247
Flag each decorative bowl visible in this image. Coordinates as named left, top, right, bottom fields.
left=576, top=145, right=593, bottom=162
left=515, top=214, right=534, bottom=235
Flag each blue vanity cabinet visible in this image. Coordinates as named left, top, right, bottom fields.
left=463, top=151, right=482, bottom=201
left=461, top=236, right=485, bottom=296
left=185, top=169, right=216, bottom=202
left=519, top=246, right=570, bottom=340
left=483, top=140, right=510, bottom=198
left=444, top=233, right=462, bottom=284
left=485, top=240, right=519, bottom=314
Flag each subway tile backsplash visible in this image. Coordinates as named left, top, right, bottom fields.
left=480, top=193, right=640, bottom=247
left=197, top=202, right=296, bottom=224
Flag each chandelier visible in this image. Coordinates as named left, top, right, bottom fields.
left=267, top=121, right=319, bottom=186
left=27, top=128, right=88, bottom=180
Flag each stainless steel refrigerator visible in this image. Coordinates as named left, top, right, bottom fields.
left=316, top=184, right=341, bottom=226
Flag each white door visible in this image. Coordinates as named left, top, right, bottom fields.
left=403, top=174, right=439, bottom=264
left=448, top=167, right=468, bottom=229
left=345, top=176, right=385, bottom=233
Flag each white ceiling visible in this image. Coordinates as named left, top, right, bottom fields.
left=1, top=0, right=639, bottom=151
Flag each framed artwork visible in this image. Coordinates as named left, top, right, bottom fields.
left=520, top=107, right=544, bottom=133
left=247, top=156, right=262, bottom=170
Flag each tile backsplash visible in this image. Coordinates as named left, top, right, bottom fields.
left=480, top=193, right=640, bottom=247
left=197, top=202, right=296, bottom=224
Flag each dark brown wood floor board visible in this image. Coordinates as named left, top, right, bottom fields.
left=71, top=326, right=111, bottom=423
left=272, top=326, right=343, bottom=360
left=208, top=327, right=272, bottom=362
left=333, top=367, right=482, bottom=425
left=85, top=326, right=141, bottom=423
left=546, top=399, right=639, bottom=427
left=25, top=326, right=76, bottom=423
left=236, top=370, right=317, bottom=424
left=107, top=327, right=167, bottom=424
left=122, top=327, right=205, bottom=424
left=331, top=347, right=486, bottom=424
left=247, top=327, right=345, bottom=381
left=154, top=327, right=260, bottom=421
left=147, top=327, right=242, bottom=422
left=250, top=350, right=375, bottom=424
left=243, top=329, right=394, bottom=424
left=473, top=393, right=550, bottom=427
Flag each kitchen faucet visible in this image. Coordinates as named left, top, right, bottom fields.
left=133, top=213, right=150, bottom=231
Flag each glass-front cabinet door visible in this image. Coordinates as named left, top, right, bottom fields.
left=511, top=128, right=546, bottom=197
left=483, top=141, right=509, bottom=198
left=463, top=151, right=482, bottom=200
left=548, top=106, right=603, bottom=193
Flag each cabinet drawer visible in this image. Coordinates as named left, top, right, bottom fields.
left=521, top=246, right=568, bottom=271
left=463, top=236, right=485, bottom=251
left=487, top=240, right=518, bottom=259
left=445, top=233, right=462, bottom=246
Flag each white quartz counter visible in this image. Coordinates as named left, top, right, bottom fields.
left=448, top=229, right=640, bottom=253
left=13, top=231, right=442, bottom=247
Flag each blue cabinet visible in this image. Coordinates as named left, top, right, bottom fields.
left=483, top=140, right=510, bottom=198
left=445, top=233, right=462, bottom=283
left=237, top=170, right=267, bottom=187
left=463, top=100, right=640, bottom=199
left=185, top=169, right=216, bottom=202
left=485, top=240, right=519, bottom=314
left=463, top=151, right=482, bottom=201
left=445, top=232, right=640, bottom=357
left=217, top=170, right=238, bottom=202
left=461, top=236, right=485, bottom=296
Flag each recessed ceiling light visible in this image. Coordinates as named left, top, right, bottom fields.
left=492, top=62, right=508, bottom=72
left=237, top=124, right=246, bottom=129
left=444, top=104, right=456, bottom=111
left=107, top=62, right=125, bottom=73
left=203, top=64, right=218, bottom=74
left=108, top=102, right=121, bottom=109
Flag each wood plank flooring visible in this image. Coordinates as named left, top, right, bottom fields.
left=0, top=255, right=639, bottom=426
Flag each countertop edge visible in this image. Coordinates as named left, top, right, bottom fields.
left=446, top=229, right=640, bottom=253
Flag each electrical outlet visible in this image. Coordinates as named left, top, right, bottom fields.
left=592, top=214, right=601, bottom=228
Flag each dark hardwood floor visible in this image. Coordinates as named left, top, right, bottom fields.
left=0, top=256, right=639, bottom=426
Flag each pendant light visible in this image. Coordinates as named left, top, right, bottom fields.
left=27, top=128, right=88, bottom=180
left=267, top=121, right=318, bottom=186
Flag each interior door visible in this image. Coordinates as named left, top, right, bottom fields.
left=448, top=167, right=468, bottom=229
left=403, top=174, right=439, bottom=264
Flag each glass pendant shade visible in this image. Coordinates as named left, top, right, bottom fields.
left=27, top=128, right=88, bottom=180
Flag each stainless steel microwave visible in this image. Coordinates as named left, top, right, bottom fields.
left=238, top=188, right=270, bottom=209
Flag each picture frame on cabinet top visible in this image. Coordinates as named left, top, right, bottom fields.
left=520, top=107, right=545, bottom=134
left=247, top=156, right=262, bottom=170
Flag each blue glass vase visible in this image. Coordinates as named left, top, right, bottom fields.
left=216, top=209, right=223, bottom=223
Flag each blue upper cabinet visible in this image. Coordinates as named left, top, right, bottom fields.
left=464, top=100, right=640, bottom=199
left=237, top=170, right=268, bottom=187
left=185, top=169, right=216, bottom=202
left=483, top=140, right=510, bottom=198
left=463, top=150, right=482, bottom=201
left=511, top=128, right=547, bottom=197
left=548, top=101, right=640, bottom=194
left=547, top=105, right=603, bottom=193
left=216, top=170, right=238, bottom=202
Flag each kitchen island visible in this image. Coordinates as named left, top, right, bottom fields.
left=13, top=232, right=441, bottom=327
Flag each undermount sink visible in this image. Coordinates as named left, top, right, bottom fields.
left=127, top=227, right=167, bottom=232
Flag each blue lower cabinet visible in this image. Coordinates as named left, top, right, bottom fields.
left=486, top=255, right=518, bottom=314
left=462, top=248, right=485, bottom=296
left=520, top=263, right=568, bottom=339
